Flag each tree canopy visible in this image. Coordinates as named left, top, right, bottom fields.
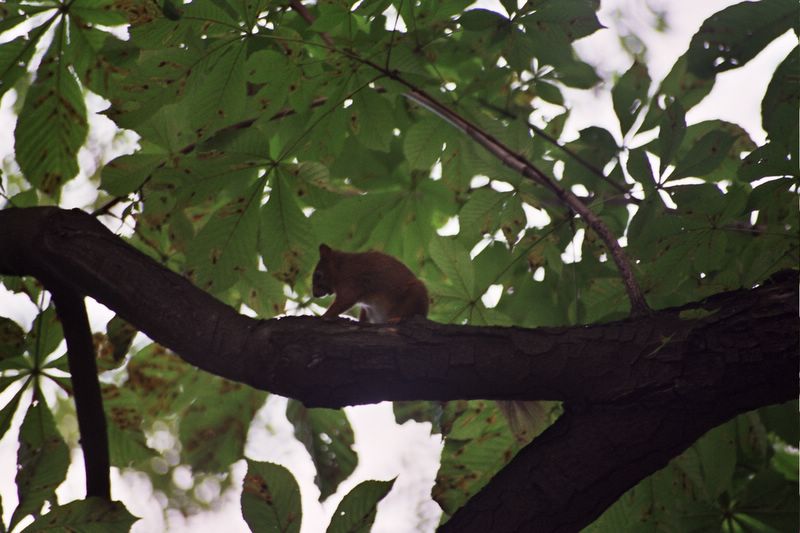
left=0, top=0, right=797, bottom=532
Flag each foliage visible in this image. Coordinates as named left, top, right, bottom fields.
left=20, top=497, right=137, bottom=533
left=286, top=400, right=357, bottom=501
left=0, top=0, right=797, bottom=531
left=326, top=478, right=395, bottom=533
left=241, top=460, right=302, bottom=533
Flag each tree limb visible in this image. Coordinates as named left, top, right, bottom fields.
left=1, top=206, right=795, bottom=531
left=49, top=286, right=110, bottom=500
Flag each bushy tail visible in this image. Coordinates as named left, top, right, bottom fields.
left=496, top=400, right=549, bottom=442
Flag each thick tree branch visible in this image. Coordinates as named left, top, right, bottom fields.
left=1, top=207, right=796, bottom=531
left=1, top=208, right=794, bottom=406
left=49, top=286, right=110, bottom=500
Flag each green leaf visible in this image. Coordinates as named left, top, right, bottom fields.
left=260, top=173, right=317, bottom=287
left=694, top=421, right=736, bottom=499
left=612, top=61, right=650, bottom=136
left=350, top=91, right=395, bottom=152
left=185, top=42, right=248, bottom=128
left=247, top=49, right=292, bottom=119
left=469, top=305, right=513, bottom=326
left=312, top=193, right=393, bottom=250
left=67, top=16, right=111, bottom=88
left=0, top=2, right=53, bottom=34
left=0, top=383, right=28, bottom=442
left=533, top=80, right=564, bottom=105
left=459, top=188, right=523, bottom=241
left=101, top=154, right=164, bottom=196
left=0, top=35, right=38, bottom=100
left=178, top=376, right=265, bottom=472
left=326, top=479, right=395, bottom=533
left=459, top=9, right=507, bottom=31
left=403, top=119, right=446, bottom=170
left=105, top=316, right=137, bottom=364
left=687, top=0, right=797, bottom=78
left=0, top=316, right=25, bottom=360
left=393, top=401, right=442, bottom=432
left=657, top=100, right=686, bottom=176
left=429, top=238, right=475, bottom=301
left=732, top=470, right=799, bottom=532
left=626, top=147, right=656, bottom=193
left=529, top=0, right=604, bottom=41
left=21, top=497, right=137, bottom=533
left=103, top=44, right=193, bottom=130
left=562, top=126, right=619, bottom=189
left=759, top=400, right=799, bottom=446
left=242, top=460, right=302, bottom=533
left=761, top=46, right=799, bottom=153
left=434, top=401, right=518, bottom=515
left=186, top=184, right=261, bottom=293
left=521, top=0, right=603, bottom=69
left=770, top=444, right=799, bottom=483
left=238, top=270, right=286, bottom=318
left=10, top=395, right=70, bottom=531
left=286, top=401, right=356, bottom=501
left=285, top=161, right=357, bottom=210
left=738, top=141, right=798, bottom=182
left=641, top=54, right=715, bottom=131
left=555, top=59, right=602, bottom=89
left=15, top=28, right=88, bottom=195
left=666, top=130, right=735, bottom=182
left=71, top=0, right=128, bottom=26
left=102, top=385, right=155, bottom=467
left=309, top=4, right=351, bottom=34
left=25, top=307, right=63, bottom=365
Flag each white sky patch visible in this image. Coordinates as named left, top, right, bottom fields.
left=522, top=202, right=551, bottom=228
left=490, top=180, right=514, bottom=192
left=437, top=216, right=460, bottom=236
left=562, top=228, right=585, bottom=264
left=481, top=284, right=504, bottom=308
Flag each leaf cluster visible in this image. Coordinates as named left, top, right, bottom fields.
left=0, top=0, right=797, bottom=530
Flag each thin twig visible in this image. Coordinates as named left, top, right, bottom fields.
left=287, top=0, right=651, bottom=315
left=477, top=98, right=634, bottom=199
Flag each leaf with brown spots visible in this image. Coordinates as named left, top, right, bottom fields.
left=242, top=460, right=302, bottom=533
left=15, top=29, right=87, bottom=196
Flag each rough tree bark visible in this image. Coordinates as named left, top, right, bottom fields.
left=1, top=206, right=796, bottom=532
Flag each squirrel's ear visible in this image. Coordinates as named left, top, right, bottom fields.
left=319, top=243, right=332, bottom=256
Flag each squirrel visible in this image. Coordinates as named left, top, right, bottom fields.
left=312, top=244, right=429, bottom=323
left=312, top=243, right=543, bottom=440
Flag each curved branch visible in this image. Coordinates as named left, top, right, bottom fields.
left=476, top=97, right=634, bottom=199
left=49, top=285, right=110, bottom=500
left=1, top=206, right=796, bottom=531
left=0, top=207, right=793, bottom=407
left=397, top=84, right=650, bottom=316
left=442, top=400, right=762, bottom=532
